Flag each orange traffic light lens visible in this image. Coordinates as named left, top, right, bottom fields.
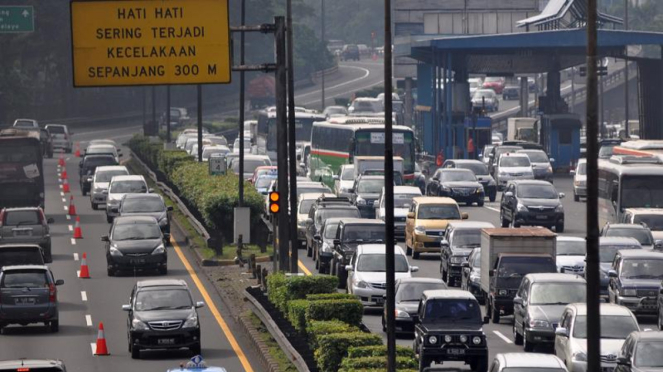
left=270, top=204, right=280, bottom=213
left=269, top=192, right=279, bottom=202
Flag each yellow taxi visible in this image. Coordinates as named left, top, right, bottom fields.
left=405, top=196, right=467, bottom=259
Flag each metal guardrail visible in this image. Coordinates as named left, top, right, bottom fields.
left=129, top=148, right=211, bottom=241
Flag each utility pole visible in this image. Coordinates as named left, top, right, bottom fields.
left=585, top=1, right=602, bottom=372
left=275, top=16, right=290, bottom=272
left=321, top=0, right=326, bottom=110
left=286, top=0, right=298, bottom=273
left=383, top=0, right=396, bottom=371
left=197, top=85, right=203, bottom=162
left=166, top=86, right=171, bottom=143
left=238, top=0, right=246, bottom=207
left=624, top=0, right=630, bottom=136
left=151, top=86, right=156, bottom=134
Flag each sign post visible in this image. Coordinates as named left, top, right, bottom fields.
left=70, top=0, right=231, bottom=87
left=0, top=6, right=34, bottom=33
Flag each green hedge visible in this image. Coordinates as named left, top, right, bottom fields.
left=266, top=273, right=338, bottom=313
left=306, top=320, right=360, bottom=350
left=307, top=299, right=363, bottom=326
left=315, top=332, right=382, bottom=372
left=128, top=135, right=264, bottom=241
left=266, top=272, right=288, bottom=312
left=339, top=356, right=417, bottom=370
left=306, top=293, right=356, bottom=301
left=287, top=299, right=309, bottom=333
left=347, top=345, right=415, bottom=359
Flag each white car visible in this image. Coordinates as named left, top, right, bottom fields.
left=232, top=138, right=252, bottom=154
left=105, top=175, right=150, bottom=223
left=176, top=132, right=197, bottom=149
left=85, top=144, right=121, bottom=163
left=201, top=145, right=230, bottom=162
left=45, top=124, right=73, bottom=153
left=556, top=236, right=586, bottom=274
left=494, top=152, right=534, bottom=190
left=554, top=303, right=640, bottom=372
left=346, top=244, right=418, bottom=307
left=229, top=154, right=271, bottom=180
left=90, top=165, right=129, bottom=210
left=572, top=158, right=587, bottom=202
left=375, top=186, right=421, bottom=240
left=334, top=164, right=355, bottom=199
left=490, top=353, right=568, bottom=372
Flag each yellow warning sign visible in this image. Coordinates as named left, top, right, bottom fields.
left=70, top=0, right=231, bottom=87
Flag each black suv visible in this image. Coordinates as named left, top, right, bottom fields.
left=118, top=193, right=173, bottom=243
left=414, top=289, right=489, bottom=371
left=440, top=221, right=493, bottom=287
left=426, top=169, right=484, bottom=206
left=608, top=249, right=663, bottom=316
left=102, top=216, right=167, bottom=276
left=442, top=159, right=497, bottom=202
left=331, top=219, right=386, bottom=289
left=499, top=180, right=565, bottom=232
left=78, top=154, right=118, bottom=195
left=341, top=44, right=360, bottom=61
left=123, top=279, right=205, bottom=359
left=350, top=175, right=384, bottom=218
left=304, top=199, right=360, bottom=258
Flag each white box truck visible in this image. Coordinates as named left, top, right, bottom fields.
left=507, top=117, right=538, bottom=142
left=480, top=227, right=557, bottom=323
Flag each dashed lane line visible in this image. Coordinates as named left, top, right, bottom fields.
left=73, top=253, right=79, bottom=261
left=60, top=192, right=64, bottom=197
left=81, top=291, right=87, bottom=302
left=85, top=315, right=93, bottom=327
left=493, top=330, right=514, bottom=344
left=90, top=343, right=96, bottom=355
left=171, top=238, right=255, bottom=372
left=66, top=215, right=71, bottom=220
left=70, top=238, right=76, bottom=245
left=63, top=205, right=68, bottom=211
left=68, top=225, right=73, bottom=231
left=484, top=206, right=500, bottom=213
left=62, top=198, right=66, bottom=203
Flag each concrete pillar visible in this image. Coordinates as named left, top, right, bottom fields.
left=404, top=77, right=413, bottom=127
left=520, top=77, right=529, bottom=116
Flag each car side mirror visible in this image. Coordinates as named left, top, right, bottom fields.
left=306, top=218, right=314, bottom=225
left=122, top=304, right=131, bottom=311
left=47, top=218, right=55, bottom=224
left=489, top=269, right=495, bottom=276
left=504, top=191, right=514, bottom=197
left=345, top=265, right=353, bottom=272
left=655, top=240, right=663, bottom=250
left=167, top=206, right=174, bottom=211
left=55, top=279, right=64, bottom=286
left=148, top=188, right=154, bottom=193
left=407, top=212, right=415, bottom=219
left=347, top=188, right=354, bottom=194
left=513, top=297, right=523, bottom=305
left=483, top=316, right=490, bottom=324
left=550, top=158, right=555, bottom=163
left=461, top=212, right=469, bottom=220
left=555, top=327, right=569, bottom=338
left=314, top=234, right=321, bottom=241
left=410, top=266, right=419, bottom=273
left=440, top=239, right=449, bottom=248
left=101, top=235, right=109, bottom=242
left=569, top=169, right=576, bottom=176
left=559, top=192, right=565, bottom=199
left=195, top=301, right=205, bottom=308
left=616, top=357, right=630, bottom=367
left=608, top=269, right=618, bottom=278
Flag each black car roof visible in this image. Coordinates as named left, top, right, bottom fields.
left=114, top=216, right=159, bottom=225
left=339, top=218, right=385, bottom=226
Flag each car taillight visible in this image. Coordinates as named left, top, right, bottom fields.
left=39, top=209, right=46, bottom=225
left=49, top=283, right=56, bottom=303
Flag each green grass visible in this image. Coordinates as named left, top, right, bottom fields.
left=247, top=312, right=298, bottom=372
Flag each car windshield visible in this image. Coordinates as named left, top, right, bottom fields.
left=0, top=249, right=43, bottom=266
left=343, top=225, right=385, bottom=242
left=87, top=146, right=115, bottom=155
left=325, top=107, right=347, bottom=115
left=85, top=157, right=117, bottom=167
left=423, top=299, right=481, bottom=322
left=47, top=126, right=65, bottom=134
left=633, top=214, right=663, bottom=231
left=323, top=222, right=340, bottom=239
left=110, top=180, right=147, bottom=193
left=605, top=228, right=652, bottom=246
left=529, top=283, right=586, bottom=305
left=417, top=205, right=460, bottom=220
left=474, top=90, right=495, bottom=99
left=572, top=315, right=638, bottom=339
left=452, top=230, right=481, bottom=248
left=122, top=198, right=164, bottom=213
left=497, top=257, right=556, bottom=278
left=557, top=240, right=586, bottom=255
left=483, top=146, right=494, bottom=157
left=390, top=194, right=419, bottom=208
left=1, top=270, right=48, bottom=288
left=299, top=200, right=316, bottom=216
left=396, top=282, right=446, bottom=302
left=620, top=176, right=663, bottom=209
left=14, top=120, right=35, bottom=128
left=357, top=254, right=409, bottom=272
left=441, top=171, right=476, bottom=182
left=113, top=223, right=162, bottom=240
left=500, top=156, right=531, bottom=167
left=351, top=100, right=383, bottom=113
left=517, top=184, right=558, bottom=199
left=298, top=187, right=331, bottom=197
left=357, top=179, right=384, bottom=193
left=457, top=163, right=489, bottom=175
left=256, top=176, right=277, bottom=189
left=635, top=341, right=663, bottom=367
left=341, top=167, right=354, bottom=180
left=471, top=251, right=481, bottom=268
left=599, top=245, right=639, bottom=262
left=5, top=210, right=40, bottom=225
left=521, top=151, right=549, bottom=163
left=577, top=162, right=587, bottom=175
left=96, top=170, right=127, bottom=183
left=233, top=159, right=268, bottom=174
left=135, top=289, right=193, bottom=311
left=621, top=259, right=663, bottom=279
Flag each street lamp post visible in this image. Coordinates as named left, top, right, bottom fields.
left=321, top=0, right=326, bottom=110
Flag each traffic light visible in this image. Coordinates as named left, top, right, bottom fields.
left=269, top=191, right=280, bottom=214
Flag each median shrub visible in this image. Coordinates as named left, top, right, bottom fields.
left=266, top=272, right=288, bottom=312
left=306, top=299, right=363, bottom=326
left=347, top=345, right=415, bottom=359
left=306, top=293, right=356, bottom=301
left=287, top=299, right=309, bottom=333
left=266, top=273, right=338, bottom=313
left=157, top=150, right=193, bottom=178
left=314, top=332, right=382, bottom=372
left=306, top=320, right=360, bottom=350
left=339, top=356, right=417, bottom=370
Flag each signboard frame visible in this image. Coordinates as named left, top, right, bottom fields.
left=0, top=6, right=35, bottom=33
left=69, top=0, right=232, bottom=87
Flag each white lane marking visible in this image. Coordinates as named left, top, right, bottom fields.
left=71, top=238, right=76, bottom=245
left=68, top=225, right=73, bottom=231
left=493, top=330, right=514, bottom=344
left=73, top=253, right=79, bottom=261
left=81, top=291, right=87, bottom=301
left=90, top=343, right=96, bottom=355
left=86, top=315, right=93, bottom=327
left=59, top=184, right=63, bottom=189
left=63, top=205, right=68, bottom=211
left=66, top=215, right=71, bottom=220
left=77, top=270, right=81, bottom=277
left=57, top=173, right=61, bottom=177
left=60, top=192, right=64, bottom=196
left=484, top=206, right=500, bottom=213
left=62, top=198, right=66, bottom=203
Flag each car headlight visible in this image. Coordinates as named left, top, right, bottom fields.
left=355, top=280, right=368, bottom=289
left=623, top=288, right=637, bottom=296
left=476, top=187, right=483, bottom=194
left=498, top=171, right=507, bottom=177
left=109, top=246, right=123, bottom=257
left=547, top=166, right=553, bottom=173
left=428, top=335, right=438, bottom=344
left=517, top=203, right=528, bottom=212
left=459, top=335, right=468, bottom=343
left=498, top=289, right=508, bottom=296
left=472, top=336, right=482, bottom=345
left=470, top=274, right=480, bottom=283
left=555, top=205, right=564, bottom=212
left=572, top=352, right=587, bottom=362
left=443, top=335, right=452, bottom=343
left=131, top=319, right=149, bottom=331
left=414, top=226, right=426, bottom=234
left=395, top=310, right=411, bottom=319
left=450, top=256, right=466, bottom=264
left=151, top=245, right=166, bottom=255
left=183, top=314, right=199, bottom=328
left=528, top=319, right=550, bottom=328
left=356, top=196, right=366, bottom=205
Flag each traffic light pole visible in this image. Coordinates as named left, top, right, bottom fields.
left=286, top=0, right=299, bottom=274
left=275, top=17, right=290, bottom=272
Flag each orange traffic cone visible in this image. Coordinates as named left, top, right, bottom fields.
left=60, top=167, right=67, bottom=180
left=58, top=154, right=65, bottom=167
left=79, top=252, right=90, bottom=278
left=74, top=143, right=81, bottom=158
left=94, top=322, right=110, bottom=355
left=62, top=178, right=70, bottom=193
left=73, top=216, right=83, bottom=239
left=68, top=195, right=77, bottom=216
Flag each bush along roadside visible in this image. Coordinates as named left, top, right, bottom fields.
left=264, top=273, right=417, bottom=372
left=127, top=135, right=265, bottom=246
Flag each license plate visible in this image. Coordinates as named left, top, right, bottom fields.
left=535, top=215, right=548, bottom=220
left=157, top=338, right=176, bottom=345
left=15, top=297, right=36, bottom=305
left=375, top=297, right=384, bottom=304
left=130, top=259, right=146, bottom=264
left=13, top=230, right=31, bottom=237
left=446, top=348, right=465, bottom=355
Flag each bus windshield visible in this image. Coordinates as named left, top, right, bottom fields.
left=621, top=176, right=663, bottom=209
left=355, top=130, right=414, bottom=173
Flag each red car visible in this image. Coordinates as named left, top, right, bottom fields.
left=250, top=166, right=277, bottom=184
left=482, top=77, right=506, bottom=94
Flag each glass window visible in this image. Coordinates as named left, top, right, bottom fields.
left=122, top=198, right=165, bottom=213
left=572, top=315, right=638, bottom=339
left=341, top=166, right=354, bottom=180
left=557, top=240, right=586, bottom=256
left=497, top=256, right=556, bottom=278
left=342, top=224, right=385, bottom=241
left=1, top=270, right=48, bottom=288
left=424, top=299, right=481, bottom=322
left=85, top=156, right=117, bottom=167
left=500, top=156, right=531, bottom=167
left=134, top=289, right=193, bottom=311
left=113, top=223, right=162, bottom=240
left=389, top=193, right=419, bottom=209
left=396, top=282, right=446, bottom=302
left=520, top=151, right=549, bottom=163
left=4, top=210, right=40, bottom=225
left=299, top=199, right=316, bottom=216
left=620, top=259, right=663, bottom=280
left=635, top=341, right=663, bottom=367
left=256, top=176, right=277, bottom=189
left=456, top=162, right=489, bottom=175
left=47, top=126, right=65, bottom=134
left=605, top=228, right=652, bottom=246
left=357, top=179, right=384, bottom=193
left=471, top=250, right=481, bottom=268
left=621, top=176, right=663, bottom=209
left=323, top=222, right=340, bottom=239
left=96, top=170, right=128, bottom=183
left=577, top=162, right=587, bottom=175
left=529, top=283, right=586, bottom=305
left=599, top=245, right=639, bottom=262
left=110, top=180, right=147, bottom=193
left=517, top=184, right=557, bottom=199
left=633, top=214, right=663, bottom=231
left=451, top=230, right=481, bottom=248
left=441, top=170, right=476, bottom=182
left=357, top=254, right=409, bottom=272
left=354, top=131, right=415, bottom=174
left=417, top=205, right=460, bottom=220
